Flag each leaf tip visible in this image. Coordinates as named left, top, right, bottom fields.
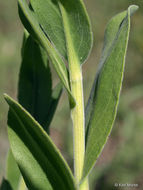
left=4, top=93, right=9, bottom=101
left=3, top=93, right=13, bottom=107
left=128, top=5, right=139, bottom=16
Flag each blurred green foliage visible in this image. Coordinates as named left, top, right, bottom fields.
left=0, top=0, right=143, bottom=189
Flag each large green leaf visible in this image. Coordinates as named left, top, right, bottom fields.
left=4, top=94, right=76, bottom=190
left=83, top=5, right=138, bottom=180
left=18, top=0, right=75, bottom=107
left=30, top=0, right=93, bottom=65
left=6, top=150, right=21, bottom=190
left=18, top=33, right=62, bottom=132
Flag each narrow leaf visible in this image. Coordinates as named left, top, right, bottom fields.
left=30, top=0, right=93, bottom=64
left=18, top=0, right=75, bottom=106
left=4, top=94, right=76, bottom=190
left=83, top=5, right=138, bottom=180
left=6, top=150, right=21, bottom=190
left=18, top=34, right=57, bottom=131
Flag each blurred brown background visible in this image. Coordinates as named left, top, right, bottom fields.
left=0, top=0, right=143, bottom=189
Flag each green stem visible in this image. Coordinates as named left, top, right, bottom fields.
left=70, top=64, right=84, bottom=182
left=58, top=3, right=89, bottom=189
left=69, top=62, right=89, bottom=190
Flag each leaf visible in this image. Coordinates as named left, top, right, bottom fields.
left=18, top=0, right=75, bottom=107
left=18, top=32, right=52, bottom=128
left=83, top=5, right=138, bottom=180
left=4, top=94, right=76, bottom=190
left=0, top=179, right=13, bottom=190
left=29, top=0, right=67, bottom=61
left=6, top=150, right=21, bottom=190
left=18, top=34, right=62, bottom=132
left=29, top=0, right=93, bottom=65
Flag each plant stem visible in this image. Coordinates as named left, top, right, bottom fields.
left=58, top=4, right=89, bottom=188
left=70, top=64, right=84, bottom=181
left=69, top=61, right=89, bottom=190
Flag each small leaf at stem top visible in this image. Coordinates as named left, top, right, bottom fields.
left=29, top=0, right=93, bottom=65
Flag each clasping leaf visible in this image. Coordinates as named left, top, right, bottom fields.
left=29, top=0, right=93, bottom=65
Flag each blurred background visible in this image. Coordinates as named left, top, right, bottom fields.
left=0, top=0, right=143, bottom=189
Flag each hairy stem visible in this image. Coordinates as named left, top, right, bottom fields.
left=58, top=3, right=89, bottom=188
left=69, top=62, right=89, bottom=190
left=70, top=64, right=84, bottom=181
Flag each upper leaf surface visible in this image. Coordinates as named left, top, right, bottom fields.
left=4, top=94, right=76, bottom=190
left=30, top=0, right=67, bottom=60
left=18, top=0, right=75, bottom=107
left=30, top=0, right=93, bottom=65
left=83, top=5, right=138, bottom=180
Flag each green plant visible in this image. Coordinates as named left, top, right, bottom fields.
left=0, top=1, right=138, bottom=190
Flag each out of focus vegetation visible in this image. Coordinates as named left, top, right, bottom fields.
left=0, top=0, right=143, bottom=189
